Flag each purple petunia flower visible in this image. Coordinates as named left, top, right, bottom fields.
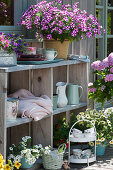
left=57, top=0, right=62, bottom=4
left=47, top=34, right=52, bottom=39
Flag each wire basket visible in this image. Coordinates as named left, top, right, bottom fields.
left=42, top=144, right=66, bottom=170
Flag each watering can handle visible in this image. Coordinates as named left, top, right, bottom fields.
left=56, top=87, right=59, bottom=94
left=79, top=86, right=83, bottom=99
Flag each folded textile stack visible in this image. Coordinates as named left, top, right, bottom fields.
left=8, top=89, right=53, bottom=121
left=18, top=54, right=46, bottom=61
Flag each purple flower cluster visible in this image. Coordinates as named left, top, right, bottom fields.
left=100, top=85, right=106, bottom=92
left=88, top=82, right=96, bottom=93
left=105, top=74, right=113, bottom=82
left=0, top=1, right=8, bottom=18
left=91, top=53, right=113, bottom=83
left=19, top=0, right=104, bottom=43
left=0, top=32, right=27, bottom=56
left=89, top=53, right=113, bottom=106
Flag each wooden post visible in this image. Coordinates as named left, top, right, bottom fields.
left=0, top=73, right=7, bottom=158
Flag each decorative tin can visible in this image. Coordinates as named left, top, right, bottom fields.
left=0, top=51, right=17, bottom=67
left=7, top=98, right=18, bottom=121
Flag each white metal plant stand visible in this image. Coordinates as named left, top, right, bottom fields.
left=68, top=119, right=96, bottom=166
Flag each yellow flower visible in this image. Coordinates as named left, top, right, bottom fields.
left=0, top=154, right=3, bottom=163
left=101, top=137, right=105, bottom=142
left=76, top=115, right=81, bottom=120
left=0, top=163, right=4, bottom=169
left=0, top=154, right=3, bottom=160
left=79, top=112, right=84, bottom=115
left=100, top=133, right=104, bottom=137
left=95, top=112, right=99, bottom=116
left=14, top=161, right=21, bottom=169
left=0, top=159, right=5, bottom=164
left=91, top=120, right=95, bottom=125
left=109, top=140, right=113, bottom=145
left=8, top=160, right=12, bottom=165
left=79, top=121, right=83, bottom=125
left=86, top=124, right=90, bottom=128
left=4, top=164, right=11, bottom=170
left=89, top=142, right=94, bottom=146
left=101, top=121, right=105, bottom=125
left=90, top=111, right=93, bottom=115
left=107, top=120, right=110, bottom=124
left=96, top=139, right=101, bottom=145
left=85, top=114, right=90, bottom=119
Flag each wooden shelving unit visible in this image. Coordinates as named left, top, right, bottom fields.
left=0, top=59, right=89, bottom=158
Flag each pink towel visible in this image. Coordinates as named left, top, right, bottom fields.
left=9, top=89, right=53, bottom=121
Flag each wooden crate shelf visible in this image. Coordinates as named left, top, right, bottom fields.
left=0, top=59, right=89, bottom=158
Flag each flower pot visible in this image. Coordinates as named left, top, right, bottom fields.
left=21, top=158, right=34, bottom=169
left=96, top=140, right=107, bottom=156
left=0, top=51, right=17, bottom=66
left=43, top=39, right=69, bottom=59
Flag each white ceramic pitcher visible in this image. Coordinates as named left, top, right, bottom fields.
left=56, top=82, right=68, bottom=108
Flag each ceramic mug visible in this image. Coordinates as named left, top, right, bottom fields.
left=26, top=47, right=36, bottom=55
left=36, top=48, right=44, bottom=55
left=84, top=127, right=94, bottom=133
left=43, top=49, right=58, bottom=60
left=66, top=83, right=83, bottom=105
left=73, top=149, right=82, bottom=159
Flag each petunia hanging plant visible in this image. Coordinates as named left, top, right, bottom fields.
left=19, top=0, right=105, bottom=43
left=88, top=52, right=113, bottom=107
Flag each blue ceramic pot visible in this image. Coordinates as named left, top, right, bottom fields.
left=96, top=140, right=107, bottom=156
left=21, top=158, right=34, bottom=169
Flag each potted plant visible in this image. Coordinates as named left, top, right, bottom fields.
left=74, top=108, right=113, bottom=155
left=0, top=32, right=27, bottom=66
left=8, top=136, right=42, bottom=169
left=41, top=144, right=66, bottom=169
left=88, top=52, right=113, bottom=107
left=0, top=153, right=21, bottom=169
left=53, top=117, right=69, bottom=148
left=19, top=0, right=105, bottom=59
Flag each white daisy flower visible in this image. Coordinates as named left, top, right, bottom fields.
left=9, top=147, right=13, bottom=151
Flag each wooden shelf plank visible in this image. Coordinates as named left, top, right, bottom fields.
left=0, top=60, right=90, bottom=73
left=6, top=118, right=32, bottom=128
left=53, top=102, right=87, bottom=115
left=6, top=114, right=52, bottom=128
left=6, top=102, right=86, bottom=128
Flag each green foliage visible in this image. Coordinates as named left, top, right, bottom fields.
left=53, top=117, right=69, bottom=146
left=70, top=112, right=93, bottom=133
left=75, top=108, right=113, bottom=143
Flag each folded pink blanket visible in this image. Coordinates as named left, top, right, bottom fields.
left=9, top=89, right=53, bottom=121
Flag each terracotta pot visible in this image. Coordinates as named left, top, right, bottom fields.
left=43, top=39, right=69, bottom=59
